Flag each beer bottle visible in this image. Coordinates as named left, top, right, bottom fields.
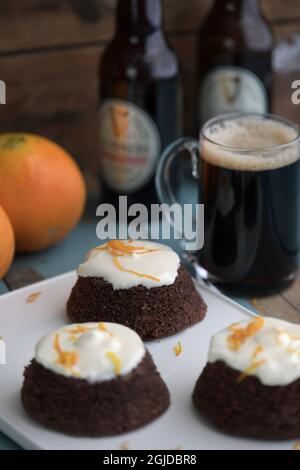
left=99, top=0, right=182, bottom=208
left=198, top=0, right=273, bottom=126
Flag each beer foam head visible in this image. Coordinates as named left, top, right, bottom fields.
left=201, top=115, right=300, bottom=171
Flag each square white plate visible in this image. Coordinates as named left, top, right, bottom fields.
left=0, top=272, right=295, bottom=450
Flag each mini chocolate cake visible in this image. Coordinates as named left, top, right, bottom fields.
left=67, top=240, right=206, bottom=341
left=22, top=322, right=170, bottom=436
left=193, top=317, right=300, bottom=440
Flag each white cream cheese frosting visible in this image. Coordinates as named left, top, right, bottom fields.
left=209, top=316, right=300, bottom=386
left=35, top=322, right=145, bottom=383
left=77, top=240, right=180, bottom=290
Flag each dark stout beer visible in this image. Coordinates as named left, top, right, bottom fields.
left=199, top=114, right=300, bottom=294
left=197, top=0, right=273, bottom=126
left=99, top=0, right=182, bottom=208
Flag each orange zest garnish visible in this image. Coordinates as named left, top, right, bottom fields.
left=228, top=317, right=264, bottom=351
left=98, top=322, right=113, bottom=336
left=91, top=240, right=162, bottom=283
left=26, top=292, right=41, bottom=303
left=229, top=322, right=240, bottom=332
left=54, top=333, right=78, bottom=370
left=252, top=345, right=264, bottom=359
left=113, top=257, right=160, bottom=283
left=173, top=341, right=183, bottom=357
left=250, top=298, right=266, bottom=315
left=98, top=322, right=107, bottom=332
left=95, top=240, right=160, bottom=257
left=237, top=359, right=266, bottom=384
left=69, top=325, right=88, bottom=335
left=106, top=351, right=122, bottom=375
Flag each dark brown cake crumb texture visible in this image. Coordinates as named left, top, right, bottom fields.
left=22, top=352, right=170, bottom=437
left=193, top=360, right=300, bottom=440
left=67, top=266, right=207, bottom=340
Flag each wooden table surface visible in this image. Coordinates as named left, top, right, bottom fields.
left=1, top=212, right=300, bottom=450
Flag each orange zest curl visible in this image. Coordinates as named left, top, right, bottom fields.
left=93, top=240, right=161, bottom=283
left=227, top=317, right=265, bottom=351
left=237, top=359, right=266, bottom=384
left=173, top=341, right=183, bottom=357
left=54, top=333, right=78, bottom=370
left=106, top=351, right=122, bottom=375
left=113, top=257, right=160, bottom=283
left=69, top=325, right=89, bottom=335
left=26, top=292, right=41, bottom=303
left=98, top=322, right=108, bottom=332
left=98, top=322, right=113, bottom=336
left=252, top=345, right=264, bottom=359
left=229, top=322, right=240, bottom=332
left=96, top=240, right=160, bottom=257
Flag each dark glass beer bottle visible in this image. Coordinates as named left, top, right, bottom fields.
left=99, top=0, right=182, bottom=208
left=197, top=0, right=273, bottom=126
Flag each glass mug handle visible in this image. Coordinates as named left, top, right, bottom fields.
left=155, top=137, right=200, bottom=211
left=156, top=137, right=205, bottom=278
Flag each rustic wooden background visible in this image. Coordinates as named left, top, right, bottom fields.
left=0, top=0, right=299, bottom=177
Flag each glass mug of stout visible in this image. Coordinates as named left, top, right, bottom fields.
left=156, top=113, right=300, bottom=295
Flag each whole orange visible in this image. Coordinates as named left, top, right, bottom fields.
left=0, top=205, right=15, bottom=278
left=0, top=133, right=86, bottom=252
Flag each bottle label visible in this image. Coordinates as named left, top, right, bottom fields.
left=99, top=99, right=161, bottom=193
left=199, top=66, right=268, bottom=124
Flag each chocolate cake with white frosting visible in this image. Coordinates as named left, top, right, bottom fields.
left=67, top=240, right=206, bottom=340
left=193, top=316, right=300, bottom=440
left=21, top=322, right=170, bottom=436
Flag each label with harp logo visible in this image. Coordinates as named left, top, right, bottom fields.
left=99, top=99, right=161, bottom=193
left=199, top=66, right=267, bottom=124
